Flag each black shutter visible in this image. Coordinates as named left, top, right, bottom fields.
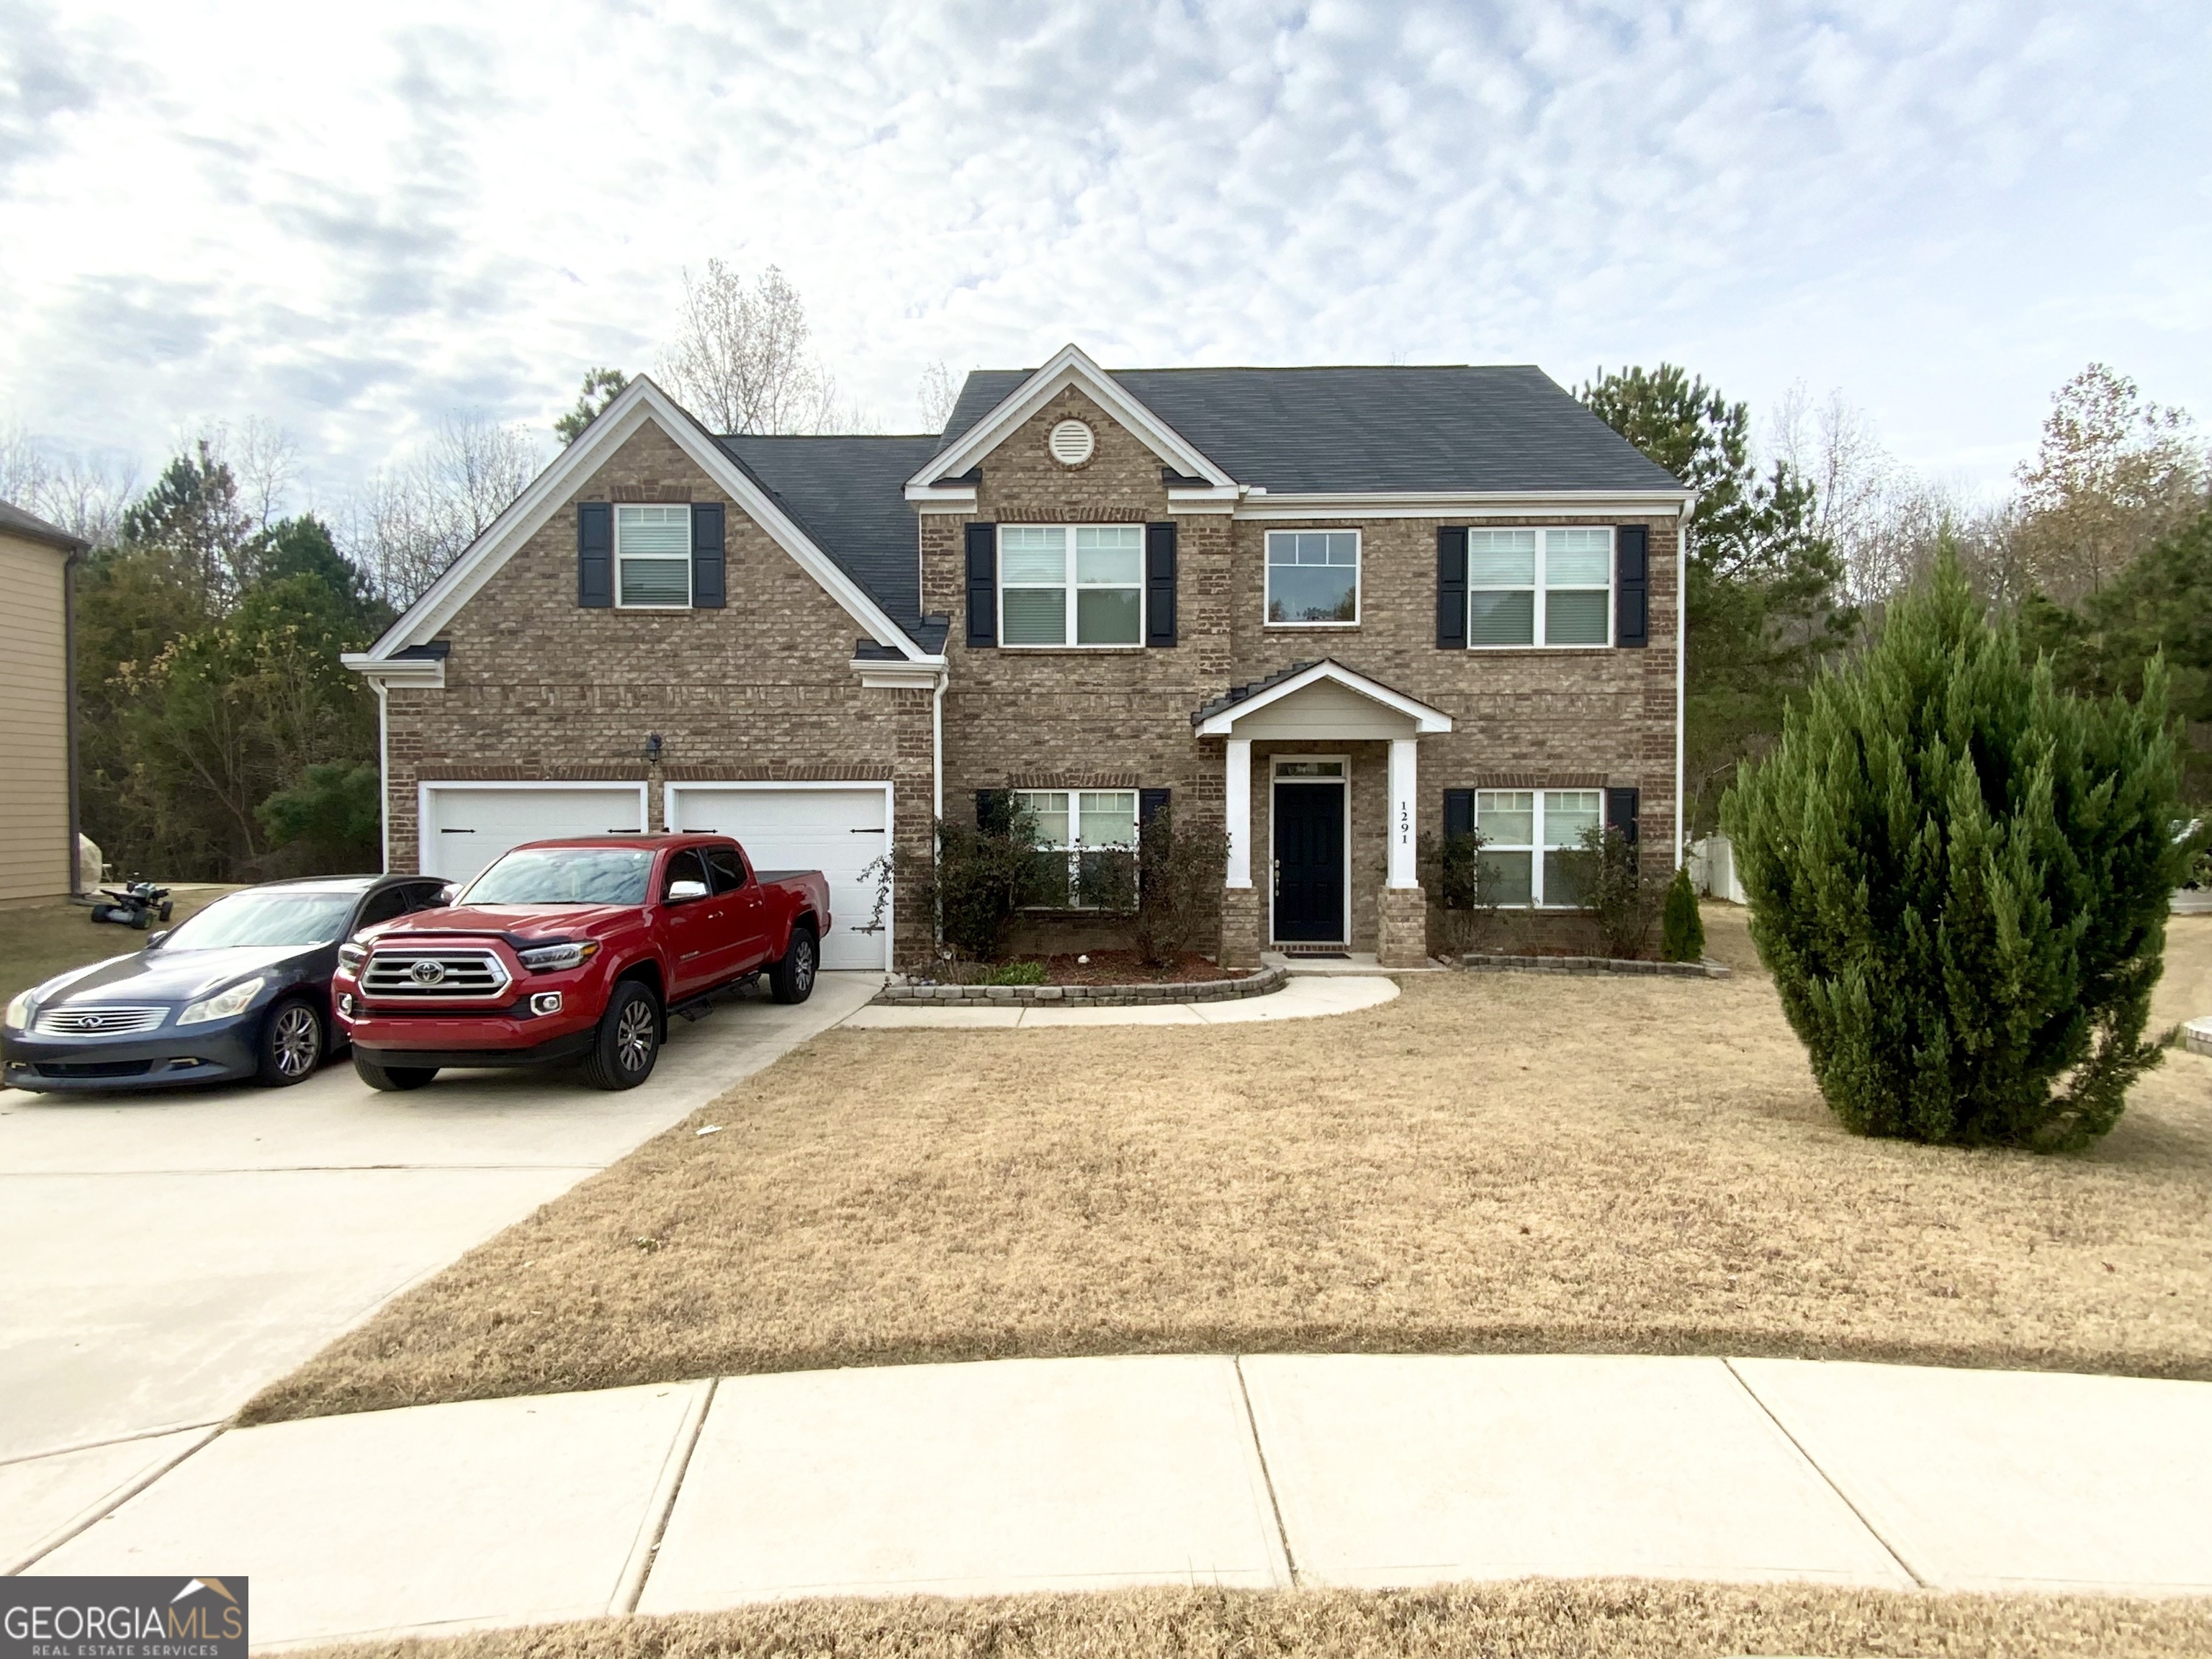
left=1145, top=523, right=1177, bottom=647
left=1615, top=525, right=1649, bottom=647
left=1437, top=526, right=1467, bottom=649
left=964, top=522, right=997, bottom=648
left=691, top=503, right=726, bottom=608
left=976, top=790, right=1010, bottom=835
left=1139, top=787, right=1171, bottom=826
left=1606, top=787, right=1641, bottom=865
left=1443, top=788, right=1475, bottom=842
left=577, top=502, right=612, bottom=608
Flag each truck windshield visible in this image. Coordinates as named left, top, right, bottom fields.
left=462, top=848, right=654, bottom=907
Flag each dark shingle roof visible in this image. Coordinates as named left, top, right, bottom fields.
left=0, top=498, right=86, bottom=552
left=718, top=435, right=940, bottom=627
left=938, top=366, right=1681, bottom=495
left=1190, top=660, right=1323, bottom=728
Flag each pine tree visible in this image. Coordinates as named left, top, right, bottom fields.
left=1723, top=548, right=2184, bottom=1149
left=1660, top=865, right=1705, bottom=963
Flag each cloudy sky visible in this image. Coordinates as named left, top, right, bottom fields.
left=2, top=0, right=2207, bottom=504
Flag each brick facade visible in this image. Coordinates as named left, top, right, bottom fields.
left=374, top=380, right=1681, bottom=971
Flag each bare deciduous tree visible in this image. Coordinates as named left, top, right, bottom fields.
left=0, top=424, right=140, bottom=545
left=660, top=261, right=841, bottom=434
left=344, top=413, right=541, bottom=609
left=2012, top=364, right=2209, bottom=602
left=917, top=360, right=958, bottom=431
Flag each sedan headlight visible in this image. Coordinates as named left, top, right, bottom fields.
left=336, top=941, right=367, bottom=975
left=178, top=976, right=266, bottom=1026
left=518, top=940, right=599, bottom=973
left=4, top=986, right=42, bottom=1032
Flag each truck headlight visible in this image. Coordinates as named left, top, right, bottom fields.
left=518, top=940, right=598, bottom=972
left=3, top=987, right=41, bottom=1032
left=178, top=976, right=266, bottom=1026
left=337, top=941, right=367, bottom=975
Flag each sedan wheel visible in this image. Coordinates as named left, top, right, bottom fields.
left=256, top=998, right=323, bottom=1087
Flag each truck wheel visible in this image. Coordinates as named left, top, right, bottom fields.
left=355, top=1055, right=438, bottom=1091
left=584, top=979, right=661, bottom=1090
left=769, top=924, right=817, bottom=1005
left=254, top=997, right=324, bottom=1087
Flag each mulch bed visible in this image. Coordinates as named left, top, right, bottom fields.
left=1030, top=950, right=1234, bottom=984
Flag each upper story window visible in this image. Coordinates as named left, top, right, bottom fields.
left=616, top=505, right=691, bottom=608
left=1476, top=788, right=1601, bottom=906
left=999, top=525, right=1143, bottom=647
left=1467, top=528, right=1611, bottom=647
left=1266, top=531, right=1359, bottom=626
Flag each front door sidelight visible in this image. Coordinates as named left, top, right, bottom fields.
left=1272, top=781, right=1345, bottom=943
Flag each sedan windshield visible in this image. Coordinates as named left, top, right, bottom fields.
left=163, top=890, right=359, bottom=950
left=462, top=848, right=653, bottom=907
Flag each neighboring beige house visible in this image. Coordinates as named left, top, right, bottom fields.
left=346, top=346, right=1690, bottom=968
left=0, top=500, right=84, bottom=905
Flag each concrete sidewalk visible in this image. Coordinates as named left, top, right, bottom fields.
left=0, top=971, right=880, bottom=1570
left=845, top=975, right=1398, bottom=1028
left=19, top=1353, right=2212, bottom=1650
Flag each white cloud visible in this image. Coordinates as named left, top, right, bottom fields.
left=1, top=0, right=2206, bottom=500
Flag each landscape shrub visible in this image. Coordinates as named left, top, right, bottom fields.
left=1724, top=551, right=2185, bottom=1150
left=1416, top=826, right=1491, bottom=954
left=1566, top=824, right=1660, bottom=958
left=1130, top=802, right=1229, bottom=966
left=1660, top=863, right=1706, bottom=962
left=894, top=804, right=1046, bottom=963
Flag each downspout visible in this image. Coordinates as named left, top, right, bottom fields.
left=63, top=547, right=81, bottom=898
left=373, top=676, right=391, bottom=874
left=932, top=669, right=945, bottom=826
left=1675, top=498, right=1691, bottom=869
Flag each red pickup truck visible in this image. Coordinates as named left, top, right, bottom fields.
left=332, top=835, right=831, bottom=1092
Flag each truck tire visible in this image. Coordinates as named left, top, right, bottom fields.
left=254, top=996, right=324, bottom=1087
left=769, top=923, right=817, bottom=1005
left=583, top=979, right=661, bottom=1090
left=355, top=1054, right=438, bottom=1091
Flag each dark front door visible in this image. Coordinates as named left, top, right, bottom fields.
left=1273, top=782, right=1345, bottom=943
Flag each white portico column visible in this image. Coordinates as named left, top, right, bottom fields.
left=1225, top=737, right=1254, bottom=887
left=1388, top=736, right=1419, bottom=888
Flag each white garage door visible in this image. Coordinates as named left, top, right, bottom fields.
left=666, top=784, right=891, bottom=970
left=421, top=784, right=648, bottom=886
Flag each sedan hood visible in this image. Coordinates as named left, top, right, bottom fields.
left=367, top=903, right=638, bottom=942
left=42, top=944, right=317, bottom=1007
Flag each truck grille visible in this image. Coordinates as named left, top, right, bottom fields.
left=361, top=947, right=511, bottom=1001
left=38, top=1006, right=167, bottom=1035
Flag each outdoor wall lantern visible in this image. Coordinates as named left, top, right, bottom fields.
left=642, top=732, right=663, bottom=763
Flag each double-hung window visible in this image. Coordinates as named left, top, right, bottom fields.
left=1014, top=788, right=1137, bottom=908
left=1475, top=788, right=1603, bottom=906
left=1467, top=528, right=1611, bottom=647
left=616, top=504, right=691, bottom=608
left=999, top=525, right=1143, bottom=646
left=1265, top=531, right=1359, bottom=624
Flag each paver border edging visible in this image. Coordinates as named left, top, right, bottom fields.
left=1460, top=952, right=1731, bottom=979
left=873, top=964, right=1290, bottom=1008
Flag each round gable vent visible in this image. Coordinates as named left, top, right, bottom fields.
left=1048, top=419, right=1095, bottom=466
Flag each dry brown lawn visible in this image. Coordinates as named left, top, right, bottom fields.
left=0, top=886, right=238, bottom=1006
left=287, top=1581, right=2212, bottom=1659
left=242, top=909, right=2212, bottom=1425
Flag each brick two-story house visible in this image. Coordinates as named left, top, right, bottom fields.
left=345, top=346, right=1690, bottom=969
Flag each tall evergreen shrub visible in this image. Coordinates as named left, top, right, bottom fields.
left=1660, top=865, right=1704, bottom=963
left=1723, top=552, right=2184, bottom=1150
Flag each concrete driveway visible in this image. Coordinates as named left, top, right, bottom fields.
left=0, top=971, right=875, bottom=1565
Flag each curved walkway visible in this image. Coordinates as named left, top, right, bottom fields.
left=845, top=974, right=1398, bottom=1028
left=14, top=1352, right=2212, bottom=1649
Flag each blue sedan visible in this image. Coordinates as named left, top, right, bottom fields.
left=1, top=875, right=451, bottom=1092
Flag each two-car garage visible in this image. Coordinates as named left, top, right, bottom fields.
left=416, top=780, right=893, bottom=970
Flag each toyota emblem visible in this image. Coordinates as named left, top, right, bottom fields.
left=409, top=959, right=447, bottom=986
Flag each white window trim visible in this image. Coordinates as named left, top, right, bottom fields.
left=1467, top=526, right=1614, bottom=650
left=1475, top=787, right=1604, bottom=908
left=1263, top=528, right=1362, bottom=629
left=615, top=503, right=693, bottom=611
left=997, top=524, right=1146, bottom=651
left=1267, top=754, right=1352, bottom=947
left=1013, top=787, right=1141, bottom=909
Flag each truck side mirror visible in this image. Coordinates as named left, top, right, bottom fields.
left=665, top=878, right=709, bottom=902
